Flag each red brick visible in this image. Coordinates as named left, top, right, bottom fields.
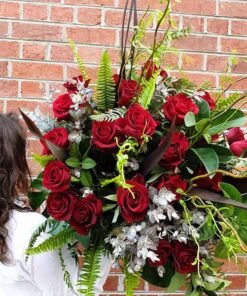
left=0, top=80, right=18, bottom=97
left=221, top=38, right=247, bottom=54
left=21, top=81, right=46, bottom=98
left=107, top=47, right=120, bottom=65
left=27, top=158, right=43, bottom=176
left=23, top=3, right=48, bottom=21
left=23, top=43, right=47, bottom=60
left=162, top=52, right=179, bottom=70
left=50, top=44, right=74, bottom=62
left=229, top=76, right=247, bottom=91
left=0, top=101, right=3, bottom=112
left=64, top=0, right=114, bottom=5
left=207, top=18, right=228, bottom=35
left=182, top=53, right=204, bottom=70
left=235, top=60, right=247, bottom=74
left=118, top=0, right=167, bottom=10
left=174, top=71, right=216, bottom=87
left=66, top=27, right=116, bottom=46
left=77, top=46, right=102, bottom=64
left=12, top=23, right=62, bottom=41
left=27, top=139, right=43, bottom=157
left=0, top=21, right=9, bottom=37
left=50, top=6, right=74, bottom=23
left=219, top=1, right=247, bottom=18
left=6, top=99, right=50, bottom=114
left=104, top=10, right=125, bottom=27
left=183, top=16, right=204, bottom=33
left=0, top=61, right=8, bottom=77
left=232, top=21, right=247, bottom=36
left=173, top=36, right=217, bottom=52
left=220, top=257, right=247, bottom=273
left=103, top=276, right=119, bottom=291
left=172, top=0, right=216, bottom=15
left=25, top=0, right=60, bottom=2
left=77, top=7, right=101, bottom=25
left=67, top=64, right=98, bottom=81
left=227, top=275, right=246, bottom=290
left=207, top=55, right=228, bottom=72
left=0, top=2, right=19, bottom=18
left=12, top=62, right=63, bottom=80
left=0, top=41, right=19, bottom=58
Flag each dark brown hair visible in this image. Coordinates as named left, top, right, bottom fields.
left=0, top=113, right=30, bottom=263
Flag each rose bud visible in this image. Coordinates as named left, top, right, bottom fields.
left=162, top=93, right=199, bottom=125
left=226, top=127, right=245, bottom=145
left=118, top=79, right=139, bottom=107
left=148, top=240, right=173, bottom=267
left=198, top=91, right=215, bottom=110
left=173, top=241, right=197, bottom=274
left=42, top=160, right=71, bottom=193
left=41, top=127, right=70, bottom=155
left=47, top=190, right=78, bottom=221
left=70, top=194, right=102, bottom=235
left=117, top=175, right=149, bottom=223
left=143, top=61, right=159, bottom=80
left=52, top=93, right=73, bottom=121
left=230, top=140, right=247, bottom=157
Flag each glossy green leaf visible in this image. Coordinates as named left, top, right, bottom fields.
left=81, top=158, right=97, bottom=170
left=167, top=272, right=186, bottom=292
left=102, top=204, right=117, bottom=212
left=197, top=99, right=210, bottom=120
left=185, top=112, right=196, bottom=127
left=80, top=170, right=93, bottom=187
left=65, top=157, right=81, bottom=168
left=190, top=148, right=219, bottom=174
left=29, top=191, right=49, bottom=210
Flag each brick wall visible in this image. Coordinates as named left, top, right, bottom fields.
left=0, top=0, right=246, bottom=294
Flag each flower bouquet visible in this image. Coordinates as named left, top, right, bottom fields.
left=21, top=0, right=247, bottom=295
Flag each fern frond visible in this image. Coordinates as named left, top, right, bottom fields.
left=96, top=50, right=116, bottom=112
left=26, top=227, right=75, bottom=256
left=138, top=71, right=160, bottom=109
left=69, top=39, right=88, bottom=79
left=213, top=93, right=241, bottom=113
left=77, top=245, right=103, bottom=296
left=124, top=267, right=141, bottom=296
left=32, top=153, right=54, bottom=167
left=58, top=249, right=78, bottom=296
left=90, top=108, right=126, bottom=122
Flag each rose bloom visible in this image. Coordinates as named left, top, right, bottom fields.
left=148, top=240, right=173, bottom=267
left=47, top=190, right=78, bottom=221
left=155, top=175, right=187, bottom=201
left=117, top=175, right=149, bottom=223
left=160, top=132, right=190, bottom=168
left=70, top=194, right=102, bottom=235
left=198, top=91, right=215, bottom=110
left=41, top=127, right=70, bottom=155
left=42, top=160, right=71, bottom=193
left=226, top=127, right=245, bottom=145
left=116, top=104, right=157, bottom=141
left=195, top=167, right=223, bottom=192
left=173, top=241, right=197, bottom=274
left=52, top=93, right=73, bottom=121
left=92, top=120, right=118, bottom=149
left=230, top=140, right=247, bottom=157
left=143, top=61, right=168, bottom=80
left=163, top=93, right=199, bottom=125
left=118, top=79, right=139, bottom=107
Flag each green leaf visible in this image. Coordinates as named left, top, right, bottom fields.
left=185, top=111, right=196, bottom=127
left=28, top=191, right=49, bottom=210
left=80, top=170, right=93, bottom=187
left=75, top=234, right=90, bottom=249
left=138, top=71, right=159, bottom=109
left=68, top=39, right=88, bottom=79
left=204, top=144, right=233, bottom=163
left=199, top=214, right=215, bottom=241
left=81, top=158, right=97, bottom=170
left=190, top=148, right=219, bottom=174
left=197, top=99, right=210, bottom=120
left=69, top=142, right=82, bottom=159
left=65, top=157, right=81, bottom=168
left=104, top=194, right=117, bottom=201
left=209, top=109, right=246, bottom=135
left=219, top=182, right=242, bottom=201
left=167, top=272, right=186, bottom=292
left=32, top=153, right=54, bottom=167
left=195, top=118, right=211, bottom=134
left=102, top=204, right=117, bottom=212
left=96, top=50, right=116, bottom=112
left=31, top=173, right=44, bottom=190
left=112, top=207, right=120, bottom=223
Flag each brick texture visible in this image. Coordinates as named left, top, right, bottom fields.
left=0, top=0, right=246, bottom=294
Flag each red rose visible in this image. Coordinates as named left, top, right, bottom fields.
left=155, top=175, right=187, bottom=201
left=41, top=127, right=70, bottom=155
left=118, top=79, right=139, bottom=107
left=117, top=175, right=149, bottom=223
left=148, top=240, right=173, bottom=267
left=70, top=194, right=102, bottom=235
left=163, top=93, right=199, bottom=125
left=92, top=120, right=118, bottom=149
left=195, top=168, right=223, bottom=192
left=198, top=91, right=215, bottom=110
left=47, top=190, right=78, bottom=221
left=226, top=127, right=245, bottom=145
left=173, top=241, right=197, bottom=274
left=116, top=104, right=157, bottom=140
left=63, top=75, right=90, bottom=94
left=42, top=160, right=71, bottom=193
left=230, top=140, right=247, bottom=157
left=143, top=61, right=168, bottom=80
left=52, top=93, right=73, bottom=121
left=160, top=132, right=190, bottom=168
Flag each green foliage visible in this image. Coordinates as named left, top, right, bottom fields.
left=80, top=170, right=93, bottom=187
left=167, top=272, right=186, bottom=292
left=124, top=267, right=141, bottom=296
left=81, top=158, right=97, bottom=170
left=190, top=148, right=219, bottom=174
left=26, top=227, right=75, bottom=256
left=90, top=108, right=126, bottom=122
left=138, top=71, right=160, bottom=109
left=32, top=153, right=54, bottom=167
left=69, top=39, right=88, bottom=79
left=213, top=93, right=241, bottom=113
left=66, top=157, right=81, bottom=168
left=28, top=190, right=49, bottom=210
left=96, top=50, right=116, bottom=112
left=185, top=112, right=196, bottom=127
left=77, top=246, right=103, bottom=296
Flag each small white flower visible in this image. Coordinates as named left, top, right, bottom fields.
left=157, top=265, right=165, bottom=277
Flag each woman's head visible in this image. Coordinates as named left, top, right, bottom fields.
left=0, top=113, right=30, bottom=263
